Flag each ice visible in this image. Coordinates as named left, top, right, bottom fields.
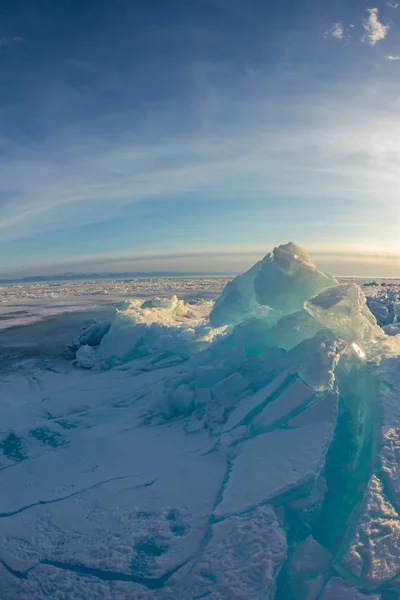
left=250, top=377, right=314, bottom=431
left=376, top=359, right=400, bottom=512
left=305, top=284, right=381, bottom=342
left=75, top=296, right=218, bottom=369
left=0, top=277, right=228, bottom=329
left=68, top=319, right=111, bottom=351
left=244, top=309, right=324, bottom=352
left=223, top=368, right=294, bottom=433
left=214, top=421, right=335, bottom=518
left=288, top=536, right=331, bottom=598
left=320, top=577, right=380, bottom=599
left=384, top=323, right=400, bottom=336
left=188, top=505, right=287, bottom=599
left=0, top=367, right=227, bottom=595
left=283, top=329, right=345, bottom=391
left=340, top=475, right=400, bottom=585
left=290, top=535, right=331, bottom=575
left=2, top=242, right=400, bottom=599
left=305, top=283, right=400, bottom=357
left=209, top=242, right=336, bottom=327
left=366, top=285, right=400, bottom=327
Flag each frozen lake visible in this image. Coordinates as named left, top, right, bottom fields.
left=0, top=248, right=400, bottom=599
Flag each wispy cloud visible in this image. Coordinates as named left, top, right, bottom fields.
left=325, top=22, right=345, bottom=40
left=1, top=91, right=400, bottom=254
left=386, top=54, right=400, bottom=59
left=0, top=35, right=23, bottom=49
left=363, top=8, right=390, bottom=45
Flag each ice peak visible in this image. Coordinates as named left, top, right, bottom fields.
left=209, top=242, right=336, bottom=327
left=274, top=242, right=311, bottom=264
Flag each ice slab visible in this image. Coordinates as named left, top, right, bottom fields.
left=223, top=368, right=294, bottom=433
left=214, top=421, right=334, bottom=518
left=288, top=536, right=331, bottom=599
left=289, top=535, right=331, bottom=577
left=305, top=284, right=400, bottom=357
left=250, top=377, right=314, bottom=431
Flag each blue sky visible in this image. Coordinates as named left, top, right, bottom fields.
left=0, top=0, right=400, bottom=277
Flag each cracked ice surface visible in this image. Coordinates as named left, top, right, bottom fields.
left=1, top=242, right=400, bottom=599
left=340, top=475, right=400, bottom=585
left=188, top=505, right=287, bottom=599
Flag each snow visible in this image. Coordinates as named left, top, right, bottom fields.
left=0, top=277, right=228, bottom=329
left=340, top=475, right=400, bottom=585
left=1, top=242, right=400, bottom=598
left=75, top=296, right=223, bottom=369
left=188, top=505, right=287, bottom=599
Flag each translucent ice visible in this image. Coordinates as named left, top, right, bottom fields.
left=209, top=242, right=337, bottom=327
left=305, top=283, right=400, bottom=357
left=68, top=319, right=111, bottom=352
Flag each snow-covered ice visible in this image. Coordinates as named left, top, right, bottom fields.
left=1, top=242, right=400, bottom=599
left=0, top=276, right=228, bottom=329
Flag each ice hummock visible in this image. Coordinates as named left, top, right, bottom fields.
left=2, top=242, right=400, bottom=599
left=209, top=242, right=337, bottom=327
left=75, top=295, right=226, bottom=369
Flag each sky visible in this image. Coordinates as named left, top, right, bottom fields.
left=0, top=0, right=400, bottom=278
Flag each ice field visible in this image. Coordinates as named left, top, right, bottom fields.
left=0, top=243, right=400, bottom=599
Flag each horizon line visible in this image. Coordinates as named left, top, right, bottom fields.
left=1, top=271, right=400, bottom=285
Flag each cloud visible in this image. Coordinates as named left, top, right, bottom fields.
left=1, top=60, right=400, bottom=279
left=363, top=8, right=390, bottom=45
left=325, top=22, right=345, bottom=40
left=332, top=22, right=344, bottom=39
left=0, top=98, right=399, bottom=246
left=386, top=54, right=400, bottom=59
left=0, top=35, right=23, bottom=49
